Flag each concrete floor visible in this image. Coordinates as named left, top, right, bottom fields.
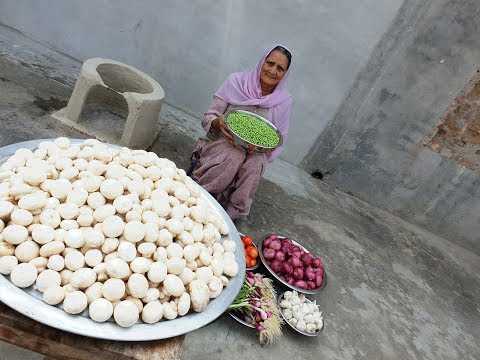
left=0, top=25, right=479, bottom=360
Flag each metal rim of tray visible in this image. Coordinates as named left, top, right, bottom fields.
left=258, top=235, right=327, bottom=295
left=225, top=110, right=283, bottom=150
left=0, top=138, right=246, bottom=341
left=277, top=292, right=324, bottom=337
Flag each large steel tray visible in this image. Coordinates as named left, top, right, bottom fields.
left=0, top=139, right=245, bottom=341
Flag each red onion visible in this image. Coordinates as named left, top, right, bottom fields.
left=263, top=248, right=276, bottom=260
left=301, top=253, right=314, bottom=266
left=275, top=251, right=285, bottom=262
left=315, top=266, right=325, bottom=277
left=281, top=262, right=294, bottom=276
left=263, top=237, right=272, bottom=248
left=270, top=260, right=282, bottom=273
left=311, top=258, right=322, bottom=268
left=315, top=273, right=323, bottom=287
left=293, top=267, right=304, bottom=280
left=281, top=244, right=291, bottom=254
left=269, top=239, right=282, bottom=251
left=306, top=281, right=316, bottom=289
left=294, top=280, right=307, bottom=289
left=288, top=257, right=302, bottom=268
left=281, top=238, right=293, bottom=246
left=305, top=267, right=316, bottom=281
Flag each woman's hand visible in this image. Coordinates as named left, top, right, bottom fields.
left=212, top=116, right=234, bottom=144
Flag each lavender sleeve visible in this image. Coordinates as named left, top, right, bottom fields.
left=202, top=96, right=229, bottom=133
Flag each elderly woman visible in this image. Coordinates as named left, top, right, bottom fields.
left=191, top=45, right=292, bottom=220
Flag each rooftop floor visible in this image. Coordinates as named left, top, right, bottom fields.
left=0, top=25, right=479, bottom=360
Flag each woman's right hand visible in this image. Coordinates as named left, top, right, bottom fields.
left=212, top=116, right=234, bottom=144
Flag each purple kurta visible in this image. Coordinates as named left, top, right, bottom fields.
left=192, top=45, right=292, bottom=220
left=192, top=97, right=268, bottom=220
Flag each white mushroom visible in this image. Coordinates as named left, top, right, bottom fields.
left=106, top=258, right=130, bottom=279
left=166, top=243, right=183, bottom=259
left=162, top=301, right=178, bottom=320
left=87, top=192, right=106, bottom=209
left=70, top=268, right=97, bottom=289
left=50, top=179, right=72, bottom=200
left=66, top=188, right=88, bottom=206
left=127, top=273, right=149, bottom=299
left=141, top=300, right=163, bottom=324
left=113, top=300, right=139, bottom=327
left=89, top=298, right=114, bottom=322
left=118, top=241, right=137, bottom=262
left=47, top=254, right=65, bottom=271
left=32, top=224, right=55, bottom=245
left=39, top=209, right=61, bottom=228
left=64, top=250, right=85, bottom=271
left=85, top=249, right=103, bottom=267
left=64, top=229, right=85, bottom=248
left=63, top=291, right=88, bottom=314
left=102, top=278, right=126, bottom=301
left=188, top=280, right=210, bottom=312
left=123, top=220, right=145, bottom=243
left=101, top=238, right=119, bottom=254
left=2, top=224, right=29, bottom=245
left=166, top=258, right=186, bottom=275
left=100, top=179, right=123, bottom=200
left=36, top=269, right=61, bottom=292
left=10, top=208, right=34, bottom=226
left=130, top=257, right=151, bottom=274
left=43, top=285, right=66, bottom=305
left=162, top=274, right=185, bottom=297
left=102, top=215, right=124, bottom=238
left=156, top=229, right=173, bottom=247
left=147, top=262, right=167, bottom=283
left=208, top=277, right=223, bottom=299
left=0, top=255, right=18, bottom=275
left=84, top=282, right=103, bottom=304
left=14, top=240, right=40, bottom=262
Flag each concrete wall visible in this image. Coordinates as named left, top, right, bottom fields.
left=0, top=0, right=403, bottom=165
left=303, top=0, right=480, bottom=255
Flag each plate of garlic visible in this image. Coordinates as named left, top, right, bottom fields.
left=278, top=290, right=324, bottom=336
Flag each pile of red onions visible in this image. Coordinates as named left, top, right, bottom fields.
left=262, top=234, right=325, bottom=290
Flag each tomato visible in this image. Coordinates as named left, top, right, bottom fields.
left=242, top=235, right=253, bottom=247
left=250, top=258, right=257, bottom=267
left=246, top=246, right=258, bottom=260
left=246, top=258, right=253, bottom=268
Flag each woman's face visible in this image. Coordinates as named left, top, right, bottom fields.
left=260, top=50, right=289, bottom=91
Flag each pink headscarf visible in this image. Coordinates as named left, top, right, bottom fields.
left=215, top=45, right=292, bottom=162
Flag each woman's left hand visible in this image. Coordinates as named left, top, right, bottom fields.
left=214, top=116, right=234, bottom=144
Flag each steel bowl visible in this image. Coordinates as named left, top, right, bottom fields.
left=225, top=110, right=283, bottom=154
left=258, top=235, right=327, bottom=294
left=239, top=232, right=259, bottom=271
left=277, top=292, right=324, bottom=337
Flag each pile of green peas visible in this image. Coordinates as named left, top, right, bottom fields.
left=226, top=112, right=281, bottom=147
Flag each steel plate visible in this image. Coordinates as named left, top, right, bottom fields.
left=0, top=139, right=246, bottom=341
left=277, top=292, right=324, bottom=337
left=258, top=235, right=327, bottom=295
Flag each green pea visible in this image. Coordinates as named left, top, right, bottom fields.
left=226, top=112, right=280, bottom=147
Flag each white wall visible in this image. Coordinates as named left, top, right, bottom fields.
left=0, top=0, right=403, bottom=165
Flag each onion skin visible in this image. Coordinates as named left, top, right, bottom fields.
left=263, top=248, right=275, bottom=260
left=275, top=251, right=285, bottom=262
left=293, top=268, right=304, bottom=280
left=294, top=280, right=307, bottom=289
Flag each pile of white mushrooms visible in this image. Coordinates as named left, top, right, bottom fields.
left=0, top=138, right=239, bottom=327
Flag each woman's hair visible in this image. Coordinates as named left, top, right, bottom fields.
left=271, top=45, right=292, bottom=69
